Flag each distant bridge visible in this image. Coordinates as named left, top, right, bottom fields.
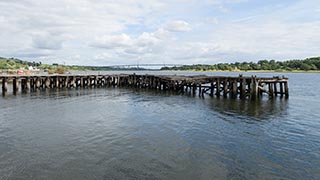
left=107, top=64, right=184, bottom=69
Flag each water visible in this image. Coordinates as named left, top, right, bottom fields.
left=0, top=72, right=319, bottom=180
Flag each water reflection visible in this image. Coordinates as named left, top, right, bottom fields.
left=4, top=86, right=290, bottom=122
left=204, top=97, right=289, bottom=120
left=1, top=81, right=319, bottom=180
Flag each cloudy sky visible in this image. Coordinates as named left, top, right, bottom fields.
left=0, top=0, right=319, bottom=65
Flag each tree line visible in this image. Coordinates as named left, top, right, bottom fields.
left=161, top=57, right=320, bottom=71
left=1, top=56, right=320, bottom=72
left=0, top=57, right=42, bottom=69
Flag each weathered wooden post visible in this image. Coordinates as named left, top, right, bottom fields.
left=26, top=77, right=30, bottom=91
left=70, top=77, right=75, bottom=88
left=279, top=82, right=284, bottom=97
left=284, top=82, right=289, bottom=98
left=2, top=77, right=7, bottom=96
left=87, top=77, right=91, bottom=88
left=274, top=82, right=278, bottom=96
left=250, top=76, right=258, bottom=100
left=111, top=76, right=115, bottom=87
left=240, top=78, right=246, bottom=99
left=210, top=81, right=214, bottom=97
left=35, top=77, right=41, bottom=89
left=192, top=83, right=196, bottom=95
left=21, top=77, right=30, bottom=92
left=45, top=78, right=50, bottom=88
left=29, top=78, right=34, bottom=90
left=216, top=79, right=221, bottom=97
left=21, top=78, right=26, bottom=92
left=40, top=78, right=44, bottom=89
left=268, top=83, right=274, bottom=98
left=117, top=76, right=121, bottom=87
left=231, top=80, right=237, bottom=98
left=55, top=76, right=60, bottom=88
left=223, top=79, right=228, bottom=97
left=151, top=76, right=155, bottom=89
left=13, top=77, right=19, bottom=95
left=64, top=76, right=69, bottom=88
left=81, top=77, right=84, bottom=88
left=133, top=73, right=136, bottom=87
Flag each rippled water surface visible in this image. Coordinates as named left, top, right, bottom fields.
left=0, top=72, right=320, bottom=180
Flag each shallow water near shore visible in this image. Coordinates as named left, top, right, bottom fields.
left=0, top=72, right=320, bottom=180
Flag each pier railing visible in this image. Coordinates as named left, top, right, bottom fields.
left=0, top=74, right=289, bottom=99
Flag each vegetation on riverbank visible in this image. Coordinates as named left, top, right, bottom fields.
left=0, top=57, right=144, bottom=74
left=1, top=56, right=320, bottom=73
left=161, top=57, right=320, bottom=72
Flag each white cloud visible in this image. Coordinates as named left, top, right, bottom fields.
left=92, top=34, right=134, bottom=49
left=0, top=0, right=319, bottom=65
left=90, top=28, right=170, bottom=65
left=0, top=0, right=167, bottom=63
left=164, top=20, right=192, bottom=32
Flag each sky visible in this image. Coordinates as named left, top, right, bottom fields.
left=0, top=0, right=319, bottom=66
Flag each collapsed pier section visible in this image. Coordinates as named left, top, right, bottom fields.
left=0, top=74, right=289, bottom=99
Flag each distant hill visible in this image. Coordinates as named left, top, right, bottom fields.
left=0, top=57, right=41, bottom=70
left=1, top=56, right=320, bottom=72
left=161, top=57, right=320, bottom=71
left=0, top=57, right=145, bottom=73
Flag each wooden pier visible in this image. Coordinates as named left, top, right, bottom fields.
left=0, top=74, right=289, bottom=99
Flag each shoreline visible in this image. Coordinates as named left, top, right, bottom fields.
left=1, top=69, right=320, bottom=75
left=159, top=70, right=320, bottom=73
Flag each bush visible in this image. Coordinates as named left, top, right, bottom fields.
left=55, top=66, right=66, bottom=74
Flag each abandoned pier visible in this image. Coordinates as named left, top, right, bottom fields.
left=0, top=74, right=288, bottom=99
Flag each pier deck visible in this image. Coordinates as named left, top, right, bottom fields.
left=0, top=74, right=289, bottom=99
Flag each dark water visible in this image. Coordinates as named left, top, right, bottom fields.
left=0, top=72, right=320, bottom=180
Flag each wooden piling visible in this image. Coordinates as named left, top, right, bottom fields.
left=13, top=78, right=18, bottom=95
left=210, top=81, right=214, bottom=97
left=223, top=79, right=228, bottom=97
left=240, top=78, right=246, bottom=99
left=274, top=82, right=278, bottom=96
left=250, top=76, right=258, bottom=100
left=231, top=80, right=237, bottom=98
left=2, top=78, right=7, bottom=96
left=279, top=82, right=284, bottom=97
left=284, top=82, right=289, bottom=98
left=268, top=83, right=274, bottom=98
left=216, top=79, right=221, bottom=97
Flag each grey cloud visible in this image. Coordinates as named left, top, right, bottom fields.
left=32, top=33, right=64, bottom=50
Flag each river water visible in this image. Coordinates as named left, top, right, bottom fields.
left=0, top=71, right=319, bottom=180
